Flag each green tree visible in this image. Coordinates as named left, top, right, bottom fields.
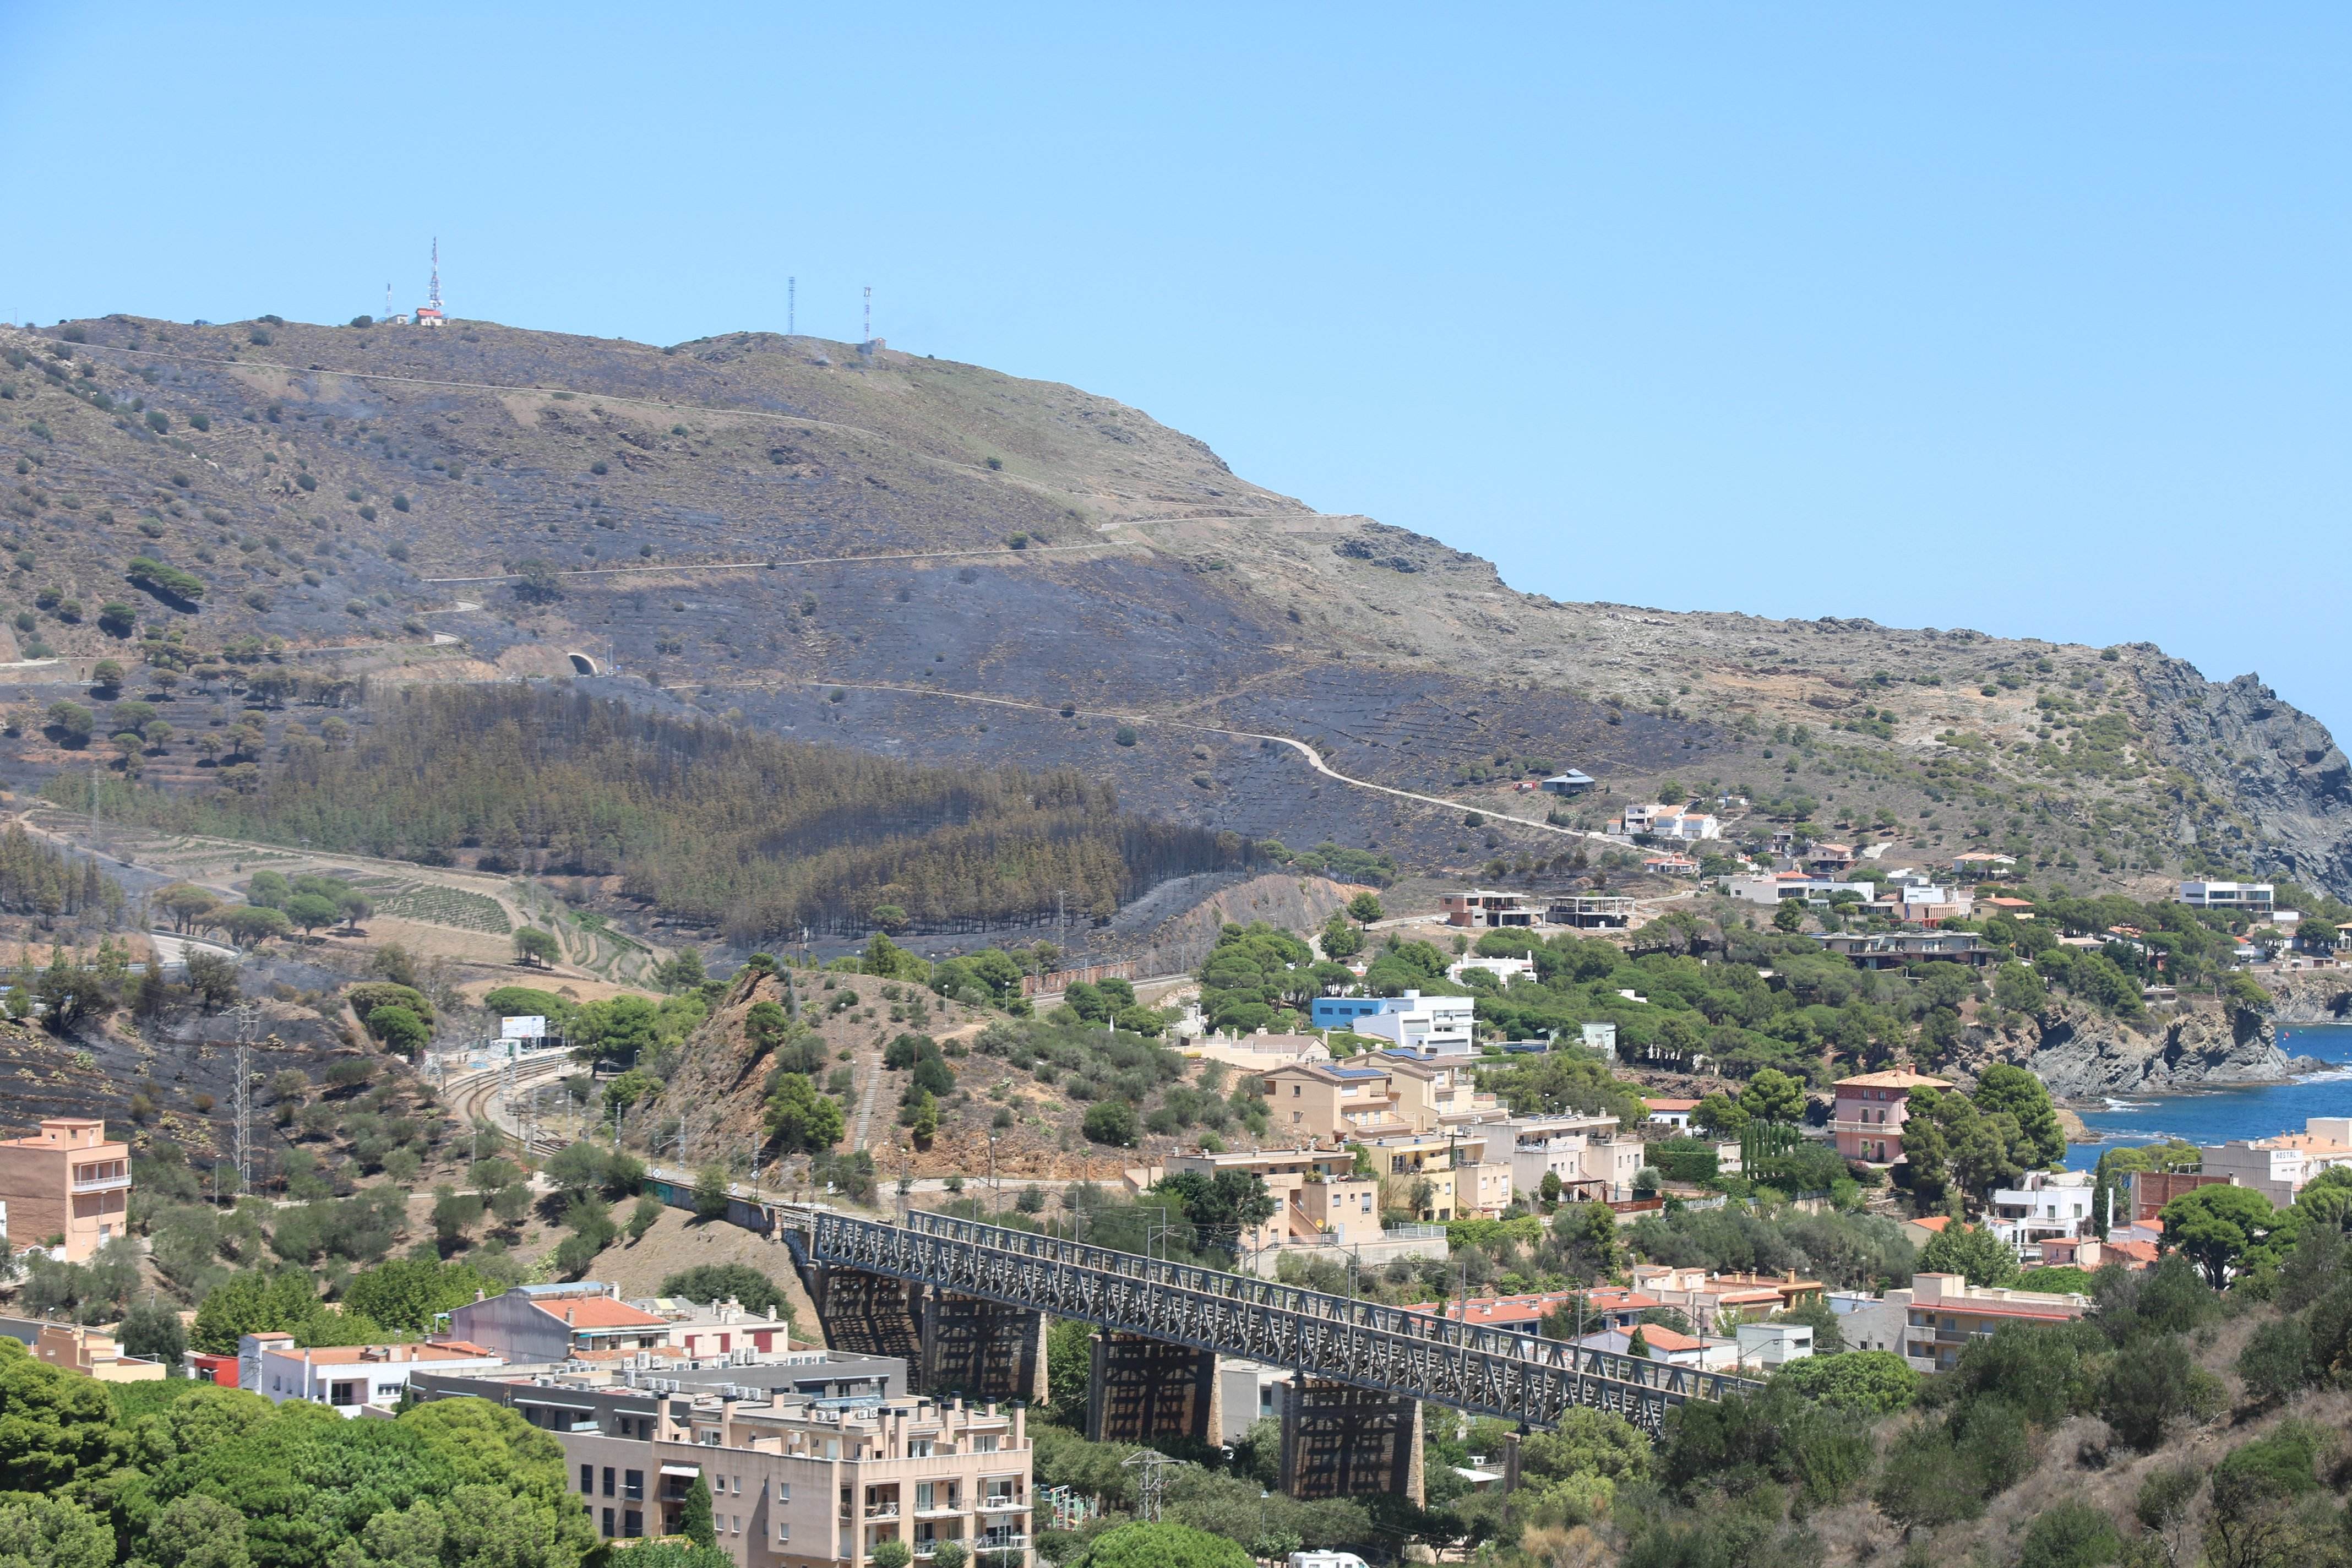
left=340, top=1259, right=488, bottom=1335
left=1077, top=1522, right=1252, bottom=1568
left=1318, top=912, right=1362, bottom=960
left=1770, top=1349, right=1916, bottom=1413
left=2162, top=1184, right=2282, bottom=1289
left=0, top=1494, right=113, bottom=1568
left=627, top=1193, right=663, bottom=1243
left=2017, top=1500, right=2122, bottom=1568
left=1973, top=1063, right=2066, bottom=1169
left=2236, top=1316, right=2311, bottom=1406
left=1992, top=961, right=2048, bottom=1015
left=1772, top=899, right=1805, bottom=933
left=763, top=1074, right=844, bottom=1153
left=1741, top=1068, right=1806, bottom=1126
left=658, top=1265, right=790, bottom=1320
left=1919, top=1223, right=2020, bottom=1288
left=1082, top=1100, right=1139, bottom=1147
left=137, top=1494, right=254, bottom=1568
left=513, top=927, right=559, bottom=968
left=189, top=1270, right=323, bottom=1353
left=678, top=1476, right=716, bottom=1549
left=692, top=1167, right=731, bottom=1219
left=283, top=893, right=339, bottom=938
left=1346, top=891, right=1384, bottom=928
left=1693, top=1091, right=1749, bottom=1136
left=121, top=1295, right=188, bottom=1362
left=366, top=1005, right=429, bottom=1054
left=0, top=1339, right=117, bottom=1494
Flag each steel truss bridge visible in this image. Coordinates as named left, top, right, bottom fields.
left=805, top=1208, right=1762, bottom=1433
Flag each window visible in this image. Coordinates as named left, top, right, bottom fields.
left=581, top=1465, right=594, bottom=1494
left=907, top=1439, right=932, bottom=1459
left=775, top=1483, right=791, bottom=1503
left=624, top=1471, right=645, bottom=1502
left=623, top=1512, right=642, bottom=1540
left=775, top=1523, right=790, bottom=1543
left=603, top=1468, right=614, bottom=1498
left=974, top=1435, right=1000, bottom=1453
left=601, top=1509, right=613, bottom=1537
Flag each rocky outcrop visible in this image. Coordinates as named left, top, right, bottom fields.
left=2140, top=660, right=2352, bottom=896
left=2264, top=971, right=2352, bottom=1025
left=1972, top=998, right=2312, bottom=1099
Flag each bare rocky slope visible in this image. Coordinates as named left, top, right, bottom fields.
left=4, top=312, right=2345, bottom=913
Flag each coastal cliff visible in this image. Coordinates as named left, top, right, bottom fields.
left=1968, top=998, right=2315, bottom=1100
left=2264, top=970, right=2352, bottom=1025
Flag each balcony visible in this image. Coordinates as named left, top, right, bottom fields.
left=71, top=1172, right=130, bottom=1193
left=863, top=1506, right=901, bottom=1521
left=978, top=1496, right=1026, bottom=1513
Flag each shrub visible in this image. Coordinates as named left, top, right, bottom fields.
left=2017, top=1500, right=2122, bottom=1568
left=126, top=556, right=205, bottom=603
left=1083, top=1100, right=1139, bottom=1147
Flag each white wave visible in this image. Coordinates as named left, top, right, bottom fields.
left=2103, top=1098, right=2156, bottom=1110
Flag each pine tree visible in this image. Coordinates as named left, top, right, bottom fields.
left=679, top=1475, right=716, bottom=1548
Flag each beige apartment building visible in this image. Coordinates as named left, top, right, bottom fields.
left=36, top=1323, right=164, bottom=1382
left=1257, top=1056, right=1499, bottom=1144
left=1161, top=1146, right=1382, bottom=1251
left=413, top=1368, right=1031, bottom=1568
left=0, top=1118, right=130, bottom=1261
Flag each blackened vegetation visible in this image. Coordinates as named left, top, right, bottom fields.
left=0, top=824, right=124, bottom=922
left=61, top=685, right=1250, bottom=943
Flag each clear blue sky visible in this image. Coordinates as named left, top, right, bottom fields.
left=7, top=6, right=2348, bottom=739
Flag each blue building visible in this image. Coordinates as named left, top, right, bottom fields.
left=1311, top=995, right=1397, bottom=1030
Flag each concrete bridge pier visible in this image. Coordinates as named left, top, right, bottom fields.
left=1085, top=1332, right=1221, bottom=1445
left=1280, top=1378, right=1424, bottom=1506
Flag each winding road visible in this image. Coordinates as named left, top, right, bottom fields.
left=795, top=679, right=1615, bottom=845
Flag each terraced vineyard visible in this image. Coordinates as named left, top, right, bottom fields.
left=376, top=884, right=512, bottom=934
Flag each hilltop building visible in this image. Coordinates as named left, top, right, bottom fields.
left=0, top=1118, right=130, bottom=1262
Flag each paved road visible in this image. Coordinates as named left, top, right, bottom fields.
left=788, top=679, right=1618, bottom=846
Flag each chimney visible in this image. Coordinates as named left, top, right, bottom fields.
left=564, top=1307, right=574, bottom=1324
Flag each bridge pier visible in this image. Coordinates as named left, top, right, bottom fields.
left=1280, top=1378, right=1424, bottom=1506
left=805, top=1265, right=1045, bottom=1403
left=806, top=1266, right=923, bottom=1367
left=919, top=1289, right=1047, bottom=1405
left=1085, top=1333, right=1220, bottom=1445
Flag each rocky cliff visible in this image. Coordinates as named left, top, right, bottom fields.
left=1972, top=998, right=2313, bottom=1099
left=2263, top=970, right=2352, bottom=1025
left=2142, top=661, right=2352, bottom=892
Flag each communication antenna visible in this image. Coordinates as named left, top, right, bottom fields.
left=231, top=1002, right=262, bottom=1196
left=384, top=282, right=393, bottom=320
left=787, top=277, right=796, bottom=336
left=428, top=238, right=444, bottom=316
left=861, top=286, right=872, bottom=361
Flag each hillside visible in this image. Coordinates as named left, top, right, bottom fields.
left=2, top=313, right=2344, bottom=906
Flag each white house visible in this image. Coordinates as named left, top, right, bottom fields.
left=2178, top=881, right=2275, bottom=914
left=1446, top=955, right=1534, bottom=987
left=1988, top=1168, right=2098, bottom=1253
left=239, top=1334, right=504, bottom=1415
left=1348, top=991, right=1477, bottom=1056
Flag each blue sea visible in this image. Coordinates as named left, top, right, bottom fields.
left=2061, top=1022, right=2352, bottom=1170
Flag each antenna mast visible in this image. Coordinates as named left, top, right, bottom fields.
left=861, top=286, right=872, bottom=362
left=384, top=282, right=393, bottom=320
left=788, top=276, right=796, bottom=336
left=231, top=1002, right=261, bottom=1197
left=428, top=238, right=443, bottom=316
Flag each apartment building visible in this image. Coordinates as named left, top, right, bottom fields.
left=1495, top=1113, right=1645, bottom=1203
left=1348, top=993, right=1478, bottom=1057
left=1891, top=1273, right=2089, bottom=1374
left=2178, top=881, right=2274, bottom=915
left=412, top=1364, right=1029, bottom=1568
left=1439, top=890, right=1539, bottom=928
left=241, top=1334, right=506, bottom=1412
left=1161, top=1146, right=1382, bottom=1251
left=1988, top=1169, right=2100, bottom=1253
left=1256, top=1055, right=1498, bottom=1142
left=1544, top=895, right=1635, bottom=929
left=36, top=1324, right=164, bottom=1382
left=1623, top=1265, right=1818, bottom=1333
left=2197, top=1119, right=2352, bottom=1207
left=446, top=1283, right=798, bottom=1363
left=1830, top=1068, right=1952, bottom=1164
left=0, top=1118, right=130, bottom=1262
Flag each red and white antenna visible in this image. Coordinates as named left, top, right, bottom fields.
left=428, top=238, right=444, bottom=315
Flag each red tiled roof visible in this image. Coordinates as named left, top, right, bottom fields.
left=1910, top=1216, right=1953, bottom=1233
left=532, top=1297, right=667, bottom=1330
left=1645, top=1098, right=1700, bottom=1112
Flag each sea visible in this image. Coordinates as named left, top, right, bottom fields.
left=2061, top=1021, right=2352, bottom=1170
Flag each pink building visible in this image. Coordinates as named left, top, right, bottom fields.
left=1831, top=1069, right=1951, bottom=1165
